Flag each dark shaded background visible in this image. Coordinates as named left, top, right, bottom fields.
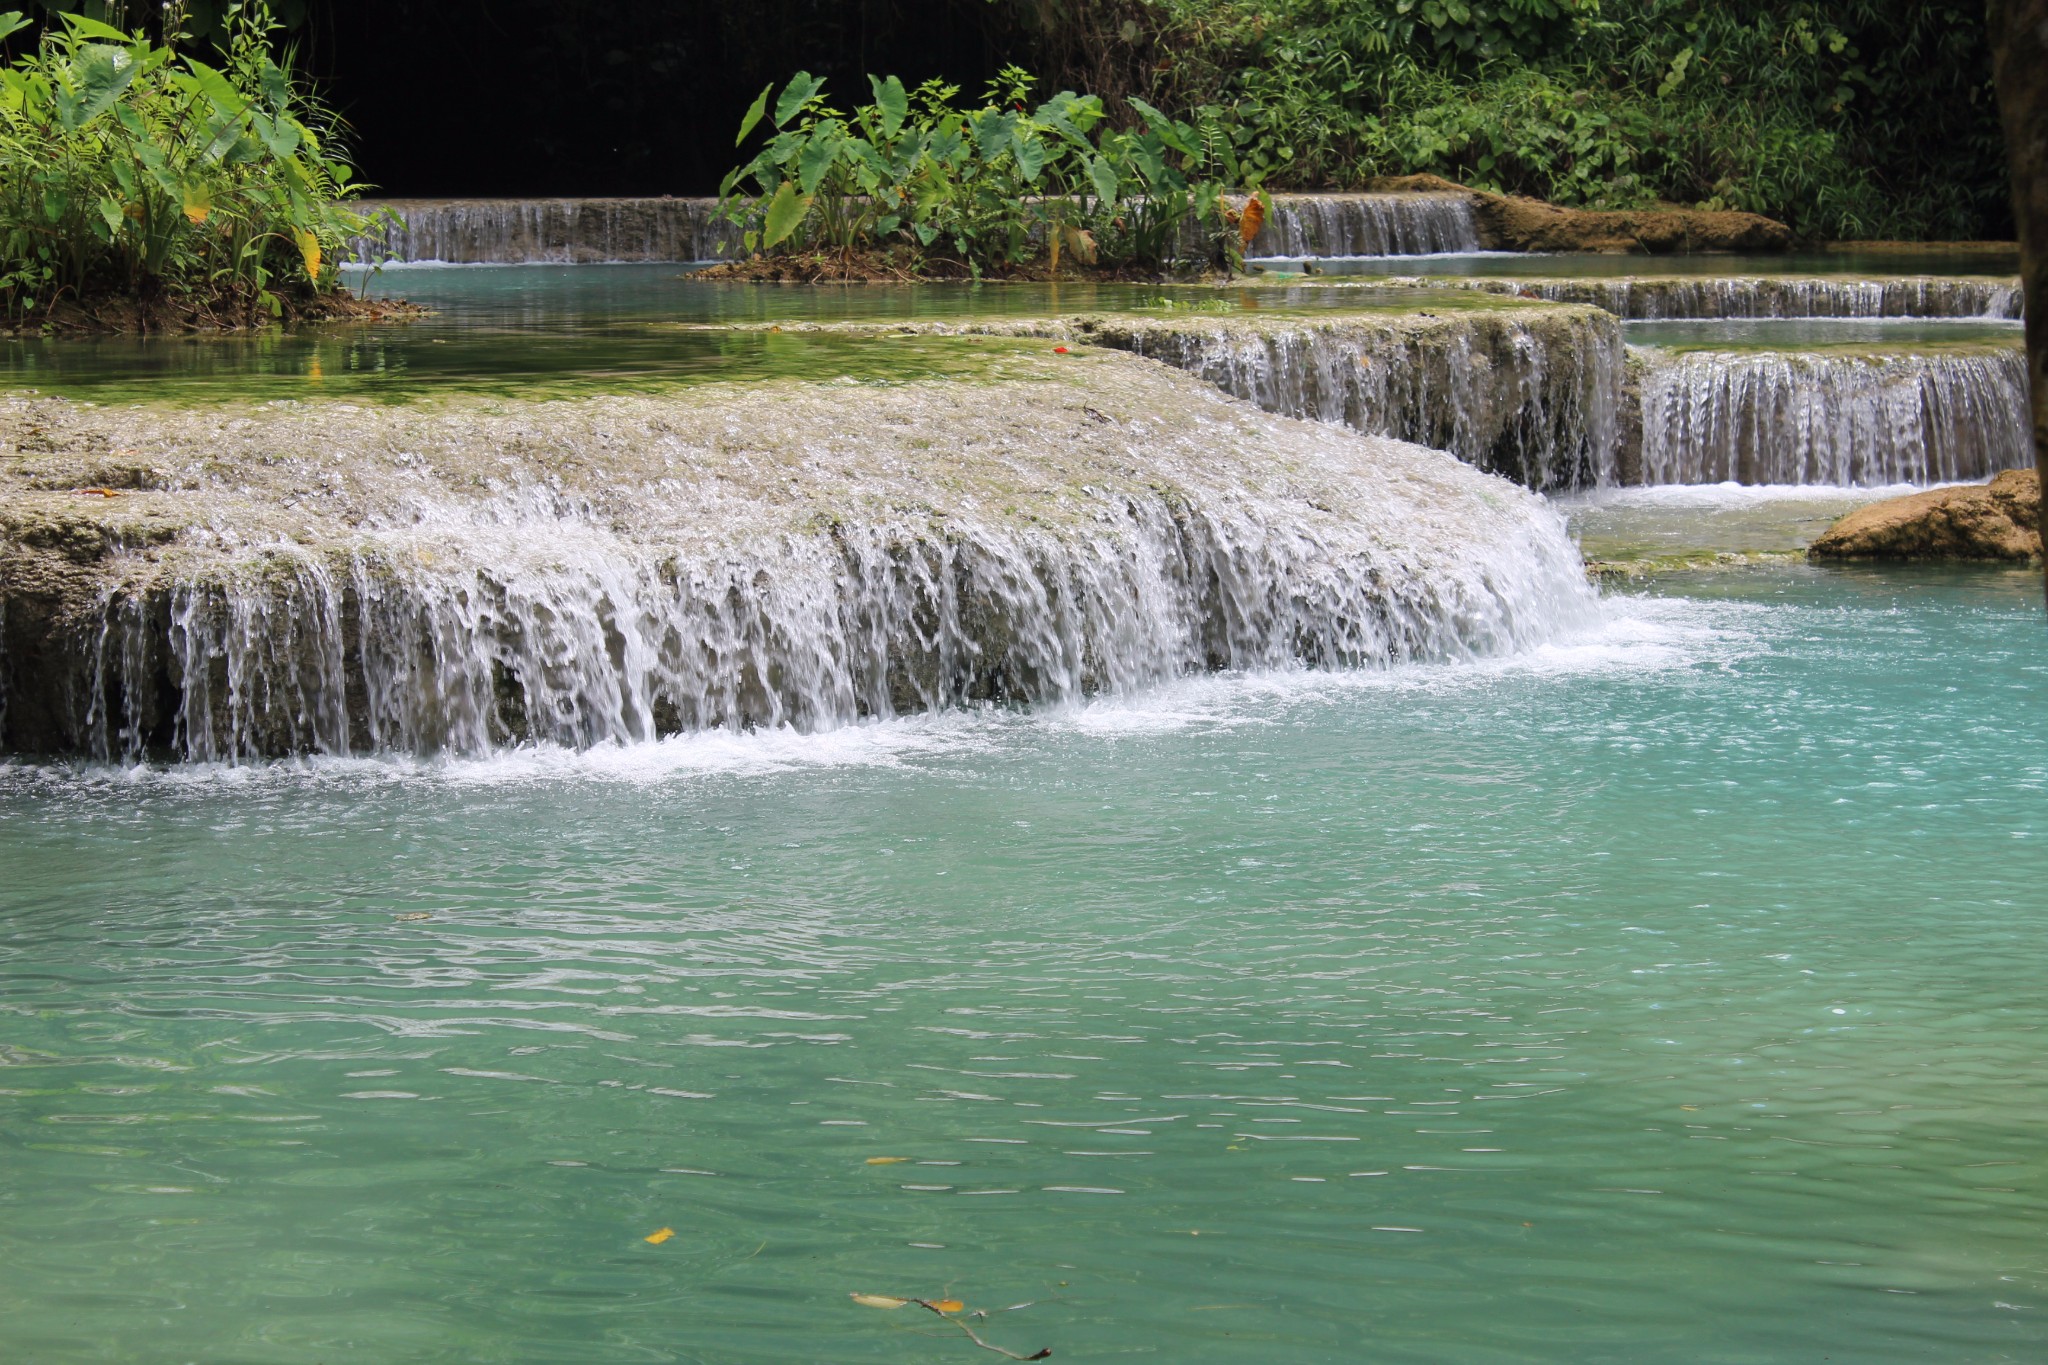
left=301, top=0, right=1009, bottom=197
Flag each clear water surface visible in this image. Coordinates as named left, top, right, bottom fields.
left=0, top=266, right=1520, bottom=405
left=4, top=562, right=2045, bottom=1364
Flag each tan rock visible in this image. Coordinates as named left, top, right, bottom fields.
left=1363, top=174, right=1792, bottom=254
left=1806, top=469, right=2043, bottom=562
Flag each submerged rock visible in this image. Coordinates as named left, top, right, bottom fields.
left=1807, top=469, right=2043, bottom=562
left=0, top=348, right=1596, bottom=760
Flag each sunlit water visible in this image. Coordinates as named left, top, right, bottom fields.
left=0, top=268, right=1518, bottom=405
left=4, top=563, right=2045, bottom=1363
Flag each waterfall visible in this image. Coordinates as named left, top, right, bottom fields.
left=344, top=193, right=1483, bottom=265
left=1452, top=276, right=2025, bottom=321
left=1252, top=193, right=1481, bottom=257
left=348, top=198, right=735, bottom=264
left=1037, top=312, right=1623, bottom=490
left=2, top=359, right=1597, bottom=761
left=1633, top=346, right=2033, bottom=485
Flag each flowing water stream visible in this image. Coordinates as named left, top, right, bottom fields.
left=2, top=242, right=2044, bottom=1362
left=2, top=559, right=2044, bottom=1363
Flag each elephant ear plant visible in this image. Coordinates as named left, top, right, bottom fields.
left=0, top=2, right=391, bottom=330
left=716, top=65, right=1264, bottom=279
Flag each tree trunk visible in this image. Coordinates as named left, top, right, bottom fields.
left=1988, top=0, right=2048, bottom=606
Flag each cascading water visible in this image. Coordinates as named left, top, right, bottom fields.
left=1451, top=276, right=2025, bottom=321
left=349, top=198, right=733, bottom=264
left=1026, top=312, right=1624, bottom=490
left=1632, top=345, right=2032, bottom=485
left=1250, top=193, right=1481, bottom=257
left=0, top=353, right=1597, bottom=761
left=343, top=194, right=1484, bottom=266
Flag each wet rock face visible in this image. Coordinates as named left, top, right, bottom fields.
left=1807, top=470, right=2044, bottom=561
left=0, top=355, right=1594, bottom=761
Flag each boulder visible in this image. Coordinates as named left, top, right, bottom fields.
left=1807, top=469, right=2043, bottom=562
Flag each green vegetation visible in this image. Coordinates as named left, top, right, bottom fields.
left=718, top=66, right=1265, bottom=277
left=1025, top=0, right=2005, bottom=241
left=0, top=3, right=377, bottom=329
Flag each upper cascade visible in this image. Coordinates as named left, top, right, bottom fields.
left=0, top=349, right=1597, bottom=762
left=1631, top=345, right=2032, bottom=486
left=349, top=197, right=732, bottom=265
left=345, top=193, right=1485, bottom=265
left=1248, top=193, right=1482, bottom=258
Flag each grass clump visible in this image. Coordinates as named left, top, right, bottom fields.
left=0, top=2, right=388, bottom=331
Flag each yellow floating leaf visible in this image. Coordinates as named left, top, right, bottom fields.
left=644, top=1227, right=675, bottom=1244
left=928, top=1298, right=964, bottom=1314
left=850, top=1293, right=909, bottom=1310
left=865, top=1156, right=911, bottom=1165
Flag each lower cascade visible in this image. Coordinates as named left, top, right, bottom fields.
left=1456, top=275, right=2024, bottom=320
left=1632, top=345, right=2032, bottom=485
left=0, top=351, right=1596, bottom=761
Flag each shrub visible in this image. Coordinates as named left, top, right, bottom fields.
left=0, top=2, right=380, bottom=325
left=717, top=66, right=1263, bottom=276
left=1021, top=0, right=2007, bottom=241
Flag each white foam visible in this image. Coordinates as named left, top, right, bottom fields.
left=0, top=591, right=1754, bottom=795
left=1551, top=481, right=1955, bottom=511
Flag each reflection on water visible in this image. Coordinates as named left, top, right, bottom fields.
left=0, top=266, right=1522, bottom=403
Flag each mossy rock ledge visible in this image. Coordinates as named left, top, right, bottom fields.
left=1367, top=174, right=1792, bottom=253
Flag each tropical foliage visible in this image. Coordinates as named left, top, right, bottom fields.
left=718, top=66, right=1264, bottom=275
left=0, top=2, right=375, bottom=325
left=1026, top=0, right=2005, bottom=240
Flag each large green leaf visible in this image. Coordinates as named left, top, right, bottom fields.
left=972, top=109, right=1015, bottom=161
left=773, top=72, right=823, bottom=128
left=61, top=14, right=134, bottom=43
left=0, top=12, right=29, bottom=44
left=176, top=57, right=247, bottom=118
left=1032, top=93, right=1091, bottom=148
left=798, top=127, right=840, bottom=194
left=59, top=47, right=139, bottom=130
left=868, top=74, right=907, bottom=138
left=735, top=82, right=773, bottom=146
left=1011, top=126, right=1045, bottom=183
left=1126, top=97, right=1195, bottom=156
left=1086, top=154, right=1119, bottom=207
left=760, top=180, right=810, bottom=250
